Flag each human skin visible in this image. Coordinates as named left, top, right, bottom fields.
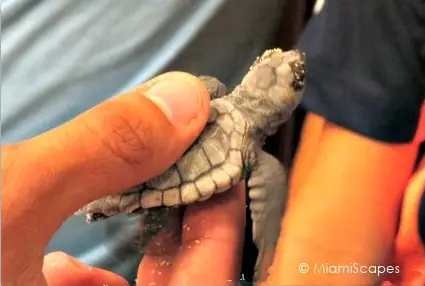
left=1, top=72, right=245, bottom=286
left=264, top=112, right=420, bottom=285
left=5, top=69, right=419, bottom=286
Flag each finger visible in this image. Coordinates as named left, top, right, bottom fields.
left=7, top=72, right=210, bottom=222
left=136, top=184, right=246, bottom=285
left=43, top=252, right=129, bottom=286
left=170, top=183, right=246, bottom=285
left=136, top=215, right=182, bottom=286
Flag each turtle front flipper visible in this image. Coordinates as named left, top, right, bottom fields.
left=247, top=150, right=289, bottom=282
left=199, top=75, right=228, bottom=100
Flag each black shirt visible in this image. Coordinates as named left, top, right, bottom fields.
left=296, top=0, right=425, bottom=244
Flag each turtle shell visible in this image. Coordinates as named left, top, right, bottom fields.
left=82, top=98, right=249, bottom=219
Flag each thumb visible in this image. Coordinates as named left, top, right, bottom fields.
left=15, top=72, right=210, bottom=216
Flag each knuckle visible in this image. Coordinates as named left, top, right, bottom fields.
left=85, top=112, right=154, bottom=167
left=106, top=114, right=153, bottom=166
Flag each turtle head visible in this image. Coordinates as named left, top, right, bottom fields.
left=228, top=48, right=306, bottom=138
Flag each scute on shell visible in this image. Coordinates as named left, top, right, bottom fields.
left=81, top=98, right=248, bottom=217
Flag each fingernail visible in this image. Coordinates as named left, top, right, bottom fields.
left=145, top=74, right=203, bottom=125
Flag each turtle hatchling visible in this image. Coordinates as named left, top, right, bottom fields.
left=78, top=48, right=306, bottom=281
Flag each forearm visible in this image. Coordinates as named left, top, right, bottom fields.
left=266, top=118, right=419, bottom=284
left=288, top=112, right=324, bottom=204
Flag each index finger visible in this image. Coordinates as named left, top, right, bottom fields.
left=169, top=182, right=246, bottom=285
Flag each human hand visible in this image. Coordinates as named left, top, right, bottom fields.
left=42, top=183, right=246, bottom=286
left=2, top=72, right=245, bottom=285
left=135, top=182, right=246, bottom=286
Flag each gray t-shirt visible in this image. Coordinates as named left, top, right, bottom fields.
left=1, top=0, right=284, bottom=281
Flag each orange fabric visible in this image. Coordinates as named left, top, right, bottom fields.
left=265, top=112, right=419, bottom=285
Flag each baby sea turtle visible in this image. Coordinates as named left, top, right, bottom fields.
left=78, top=48, right=306, bottom=281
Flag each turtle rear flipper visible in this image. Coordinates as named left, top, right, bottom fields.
left=247, top=150, right=289, bottom=282
left=138, top=207, right=182, bottom=254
